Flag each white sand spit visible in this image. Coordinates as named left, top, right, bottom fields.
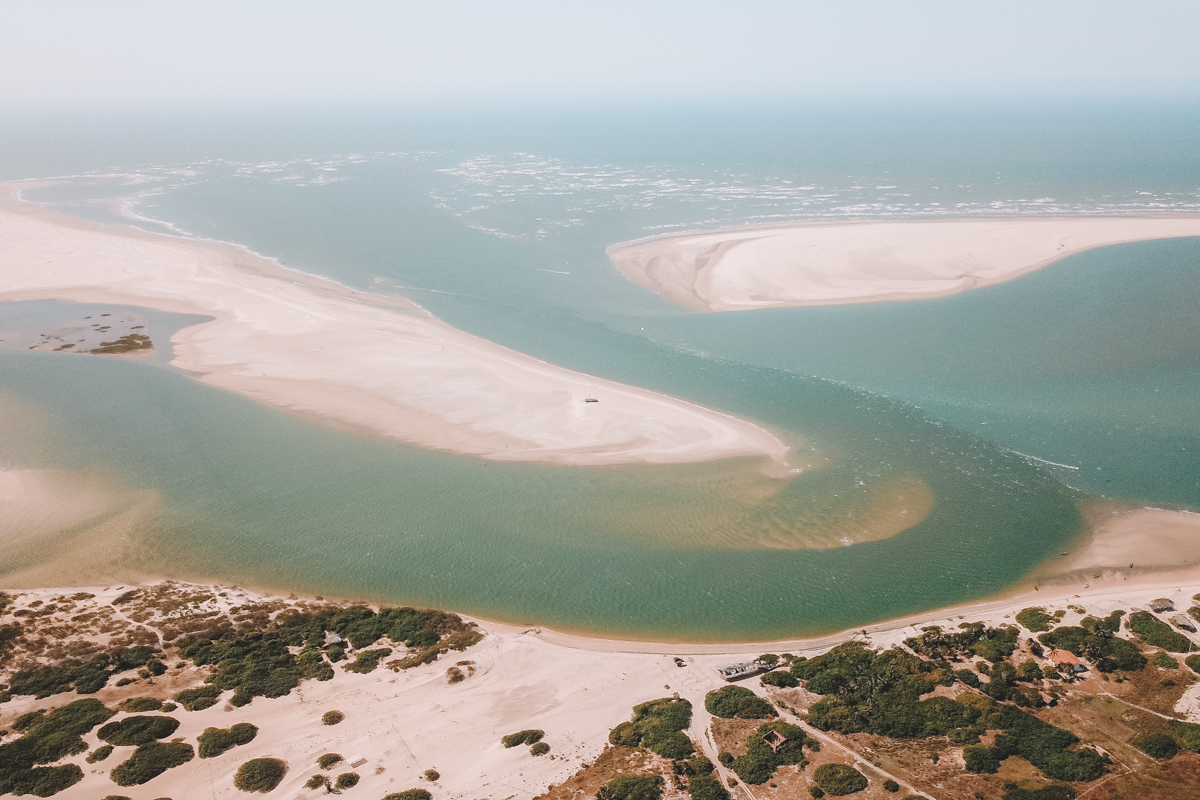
left=608, top=216, right=1200, bottom=311
left=0, top=187, right=787, bottom=468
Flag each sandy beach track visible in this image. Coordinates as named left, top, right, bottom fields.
left=0, top=185, right=788, bottom=469
left=608, top=216, right=1200, bottom=311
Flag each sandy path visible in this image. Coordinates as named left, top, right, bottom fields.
left=608, top=216, right=1200, bottom=311
left=0, top=185, right=788, bottom=468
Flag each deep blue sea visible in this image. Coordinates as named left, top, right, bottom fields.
left=1, top=101, right=1197, bottom=640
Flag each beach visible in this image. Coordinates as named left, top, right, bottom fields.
left=0, top=186, right=789, bottom=469
left=608, top=217, right=1200, bottom=312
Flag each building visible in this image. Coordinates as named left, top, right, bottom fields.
left=1047, top=649, right=1088, bottom=673
left=718, top=661, right=765, bottom=681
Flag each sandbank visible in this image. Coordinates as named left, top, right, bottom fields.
left=608, top=216, right=1200, bottom=311
left=0, top=185, right=788, bottom=468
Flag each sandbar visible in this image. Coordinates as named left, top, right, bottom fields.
left=608, top=216, right=1200, bottom=311
left=0, top=186, right=788, bottom=468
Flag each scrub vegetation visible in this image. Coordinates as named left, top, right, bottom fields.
left=608, top=697, right=695, bottom=760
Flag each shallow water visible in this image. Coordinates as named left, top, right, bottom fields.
left=0, top=102, right=1196, bottom=639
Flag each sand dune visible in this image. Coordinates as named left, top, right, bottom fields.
left=0, top=187, right=789, bottom=468
left=608, top=216, right=1200, bottom=311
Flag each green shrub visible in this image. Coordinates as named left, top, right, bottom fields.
left=383, top=792, right=432, bottom=800
left=1136, top=733, right=1179, bottom=760
left=883, top=779, right=900, bottom=792
left=1127, top=612, right=1194, bottom=653
left=687, top=772, right=730, bottom=800
left=233, top=758, right=287, bottom=793
left=424, top=768, right=440, bottom=781
left=811, top=788, right=825, bottom=799
left=0, top=699, right=116, bottom=796
left=729, top=721, right=810, bottom=785
left=88, top=744, right=115, bottom=763
left=110, top=742, right=195, bottom=786
left=1037, top=622, right=1147, bottom=672
left=903, top=623, right=1018, bottom=662
left=121, top=697, right=163, bottom=712
left=955, top=670, right=981, bottom=688
left=597, top=774, right=664, bottom=800
left=1154, top=652, right=1179, bottom=669
left=318, top=753, right=344, bottom=769
left=305, top=774, right=329, bottom=790
left=174, top=686, right=222, bottom=711
left=3, top=764, right=83, bottom=797
left=1185, top=654, right=1200, bottom=673
left=98, top=715, right=180, bottom=746
left=813, top=764, right=868, bottom=795
left=1002, top=784, right=1077, bottom=800
left=198, top=723, right=258, bottom=758
left=344, top=648, right=392, bottom=674
left=336, top=772, right=360, bottom=789
left=1017, top=608, right=1055, bottom=633
left=964, top=745, right=1001, bottom=773
left=761, top=671, right=799, bottom=688
left=704, top=686, right=775, bottom=719
left=608, top=698, right=695, bottom=760
left=501, top=729, right=544, bottom=747
left=530, top=742, right=550, bottom=756
left=322, top=710, right=344, bottom=725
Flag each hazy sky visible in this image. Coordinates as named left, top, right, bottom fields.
left=2, top=1, right=1198, bottom=109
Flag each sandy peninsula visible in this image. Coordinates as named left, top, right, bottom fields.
left=0, top=186, right=788, bottom=468
left=608, top=217, right=1200, bottom=312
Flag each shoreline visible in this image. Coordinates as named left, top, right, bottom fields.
left=0, top=184, right=791, bottom=469
left=607, top=215, right=1200, bottom=312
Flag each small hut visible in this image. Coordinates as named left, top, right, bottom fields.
left=1047, top=649, right=1087, bottom=673
left=718, top=661, right=764, bottom=682
left=1150, top=598, right=1175, bottom=613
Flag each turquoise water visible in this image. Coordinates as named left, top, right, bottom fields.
left=1, top=103, right=1197, bottom=640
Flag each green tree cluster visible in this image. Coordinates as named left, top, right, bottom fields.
left=704, top=686, right=776, bottom=719
left=675, top=755, right=729, bottom=800
left=597, top=774, right=664, bottom=800
left=1038, top=613, right=1145, bottom=672
left=813, top=763, right=868, bottom=795
left=963, top=705, right=1106, bottom=782
left=501, top=729, right=545, bottom=748
left=1135, top=733, right=1179, bottom=760
left=233, top=757, right=288, bottom=793
left=903, top=622, right=1019, bottom=663
left=729, top=721, right=811, bottom=785
left=1174, top=721, right=1200, bottom=753
left=1016, top=608, right=1056, bottom=633
left=1126, top=612, right=1195, bottom=653
left=110, top=741, right=195, bottom=786
left=174, top=686, right=222, bottom=711
left=5, top=646, right=161, bottom=699
left=609, top=698, right=695, bottom=760
left=0, top=699, right=113, bottom=796
left=198, top=723, right=259, bottom=758
left=344, top=647, right=392, bottom=674
left=97, top=715, right=180, bottom=746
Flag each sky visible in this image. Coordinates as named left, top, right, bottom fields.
left=1, top=1, right=1199, bottom=109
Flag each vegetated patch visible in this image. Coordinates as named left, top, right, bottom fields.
left=174, top=686, right=222, bottom=711
left=97, top=715, right=180, bottom=746
left=813, top=763, right=868, bottom=795
left=1017, top=608, right=1056, bottom=633
left=110, top=741, right=195, bottom=786
left=318, top=753, right=344, bottom=769
left=336, top=772, right=360, bottom=789
left=531, top=742, right=551, bottom=756
left=1002, top=784, right=1077, bottom=800
left=761, top=670, right=799, bottom=688
left=344, top=647, right=392, bottom=673
left=794, top=641, right=1107, bottom=782
left=1174, top=721, right=1200, bottom=752
left=383, top=791, right=433, bottom=800
left=596, top=773, right=664, bottom=800
left=1154, top=652, right=1180, bottom=669
left=704, top=685, right=776, bottom=719
left=1127, top=612, right=1195, bottom=653
left=6, top=645, right=162, bottom=699
left=87, top=333, right=153, bottom=355
left=121, top=696, right=163, bottom=712
left=677, top=755, right=729, bottom=800
left=322, top=710, right=345, bottom=725
left=234, top=757, right=288, bottom=793
left=1136, top=733, right=1180, bottom=760
left=198, top=723, right=258, bottom=758
left=1037, top=612, right=1145, bottom=672
left=904, top=621, right=1020, bottom=662
left=1185, top=654, right=1200, bottom=673
left=0, top=699, right=115, bottom=796
left=88, top=744, right=115, bottom=763
left=502, top=729, right=545, bottom=748
left=608, top=697, right=695, bottom=760
left=424, top=768, right=440, bottom=781
left=727, top=720, right=812, bottom=785
left=306, top=774, right=330, bottom=790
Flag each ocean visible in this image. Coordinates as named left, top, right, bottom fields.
left=0, top=100, right=1197, bottom=640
